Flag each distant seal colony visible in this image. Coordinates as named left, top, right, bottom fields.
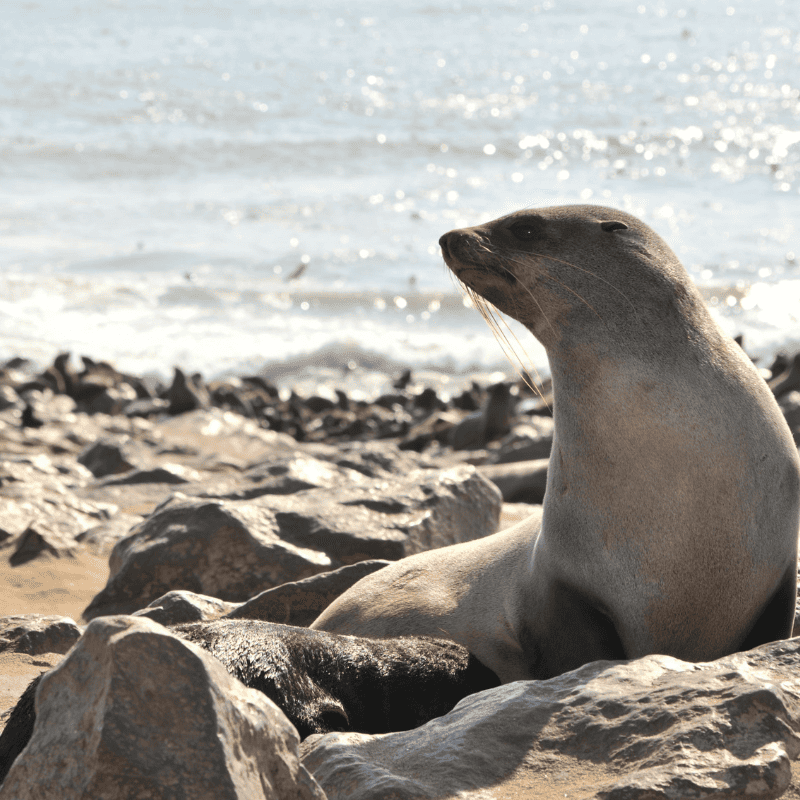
left=313, top=205, right=800, bottom=683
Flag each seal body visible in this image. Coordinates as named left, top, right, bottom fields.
left=173, top=620, right=498, bottom=737
left=312, top=205, right=800, bottom=683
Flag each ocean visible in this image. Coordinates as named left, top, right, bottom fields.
left=2, top=0, right=799, bottom=395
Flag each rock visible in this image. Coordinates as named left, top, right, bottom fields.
left=251, top=463, right=501, bottom=563
left=303, top=638, right=800, bottom=800
left=770, top=352, right=800, bottom=398
left=97, top=466, right=191, bottom=486
left=74, top=513, right=144, bottom=556
left=778, top=391, right=800, bottom=444
left=123, top=397, right=169, bottom=417
left=133, top=590, right=238, bottom=625
left=155, top=408, right=302, bottom=468
left=478, top=458, right=549, bottom=504
left=0, top=615, right=326, bottom=800
left=225, top=560, right=392, bottom=626
left=0, top=456, right=113, bottom=543
left=83, top=499, right=334, bottom=619
left=8, top=526, right=79, bottom=566
left=77, top=438, right=134, bottom=477
left=488, top=417, right=555, bottom=463
left=497, top=502, right=541, bottom=531
left=320, top=440, right=425, bottom=478
left=85, top=463, right=500, bottom=618
left=18, top=389, right=77, bottom=424
left=0, top=386, right=18, bottom=412
left=0, top=615, right=82, bottom=656
left=187, top=454, right=371, bottom=500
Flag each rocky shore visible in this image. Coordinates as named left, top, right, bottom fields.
left=2, top=349, right=800, bottom=798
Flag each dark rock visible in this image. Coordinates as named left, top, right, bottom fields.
left=77, top=439, right=134, bottom=478
left=769, top=352, right=800, bottom=398
left=97, top=466, right=190, bottom=486
left=9, top=526, right=78, bottom=566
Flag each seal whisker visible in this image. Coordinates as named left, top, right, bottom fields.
left=461, top=283, right=548, bottom=403
left=515, top=250, right=638, bottom=315
left=495, top=258, right=569, bottom=333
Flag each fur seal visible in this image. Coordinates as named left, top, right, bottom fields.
left=312, top=204, right=800, bottom=683
left=0, top=620, right=498, bottom=783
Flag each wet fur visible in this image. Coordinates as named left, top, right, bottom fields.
left=0, top=620, right=499, bottom=784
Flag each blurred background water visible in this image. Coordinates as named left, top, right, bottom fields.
left=2, top=0, right=799, bottom=389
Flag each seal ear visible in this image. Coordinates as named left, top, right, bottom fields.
left=600, top=220, right=628, bottom=232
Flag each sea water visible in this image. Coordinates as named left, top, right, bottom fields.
left=1, top=0, right=799, bottom=391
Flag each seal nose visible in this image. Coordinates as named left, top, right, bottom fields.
left=439, top=232, right=452, bottom=259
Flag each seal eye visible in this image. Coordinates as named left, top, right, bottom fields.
left=600, top=220, right=628, bottom=232
left=509, top=219, right=543, bottom=242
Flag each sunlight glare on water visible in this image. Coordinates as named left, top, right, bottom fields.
left=0, top=0, right=799, bottom=380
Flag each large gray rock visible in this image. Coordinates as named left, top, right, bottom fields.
left=0, top=615, right=326, bottom=800
left=253, top=463, right=501, bottom=562
left=85, top=464, right=501, bottom=618
left=302, top=638, right=800, bottom=800
left=84, top=500, right=334, bottom=619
